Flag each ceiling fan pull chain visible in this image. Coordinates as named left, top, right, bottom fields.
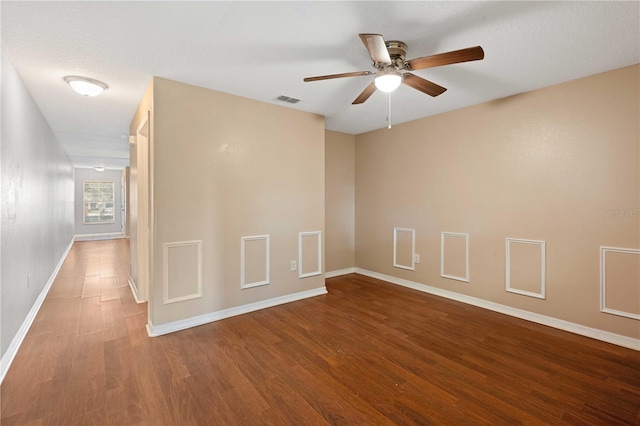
left=387, top=91, right=392, bottom=129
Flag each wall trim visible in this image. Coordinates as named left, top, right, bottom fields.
left=147, top=286, right=328, bottom=337
left=600, top=246, right=640, bottom=320
left=74, top=232, right=125, bottom=241
left=440, top=232, right=470, bottom=282
left=393, top=227, right=415, bottom=271
left=505, top=238, right=546, bottom=299
left=241, top=235, right=270, bottom=289
left=354, top=268, right=639, bottom=351
left=162, top=240, right=203, bottom=304
left=0, top=237, right=75, bottom=385
left=325, top=267, right=356, bottom=278
left=299, top=231, right=322, bottom=279
left=128, top=276, right=143, bottom=304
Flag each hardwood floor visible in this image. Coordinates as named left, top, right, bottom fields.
left=1, top=239, right=639, bottom=425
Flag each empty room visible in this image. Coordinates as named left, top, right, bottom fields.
left=1, top=2, right=639, bottom=425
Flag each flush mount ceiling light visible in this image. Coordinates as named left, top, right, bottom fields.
left=64, top=76, right=108, bottom=97
left=374, top=68, right=402, bottom=93
left=94, top=166, right=106, bottom=172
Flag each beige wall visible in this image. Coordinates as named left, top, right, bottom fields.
left=355, top=64, right=639, bottom=339
left=325, top=130, right=355, bottom=272
left=150, top=77, right=325, bottom=326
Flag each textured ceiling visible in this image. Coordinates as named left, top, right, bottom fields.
left=2, top=1, right=639, bottom=170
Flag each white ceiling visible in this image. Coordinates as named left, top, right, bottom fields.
left=2, top=1, right=639, bottom=170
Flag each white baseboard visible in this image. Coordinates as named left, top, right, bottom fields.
left=0, top=238, right=75, bottom=384
left=147, top=286, right=328, bottom=337
left=128, top=276, right=144, bottom=304
left=355, top=268, right=640, bottom=351
left=74, top=232, right=125, bottom=241
left=325, top=267, right=356, bottom=278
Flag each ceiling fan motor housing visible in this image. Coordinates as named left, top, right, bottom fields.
left=385, top=40, right=408, bottom=69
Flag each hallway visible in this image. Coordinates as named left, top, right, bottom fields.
left=0, top=239, right=148, bottom=424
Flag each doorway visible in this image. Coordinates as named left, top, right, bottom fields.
left=129, top=113, right=150, bottom=303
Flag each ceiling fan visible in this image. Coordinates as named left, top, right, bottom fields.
left=304, top=33, right=484, bottom=104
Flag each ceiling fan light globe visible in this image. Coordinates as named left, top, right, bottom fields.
left=375, top=74, right=401, bottom=93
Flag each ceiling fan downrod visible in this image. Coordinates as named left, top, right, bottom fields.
left=387, top=91, right=392, bottom=129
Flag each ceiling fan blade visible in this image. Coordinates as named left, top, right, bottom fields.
left=303, top=71, right=373, bottom=82
left=406, top=46, right=484, bottom=71
left=352, top=82, right=377, bottom=104
left=359, top=33, right=392, bottom=65
left=403, top=73, right=447, bottom=97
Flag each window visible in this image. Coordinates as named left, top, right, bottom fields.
left=83, top=181, right=115, bottom=224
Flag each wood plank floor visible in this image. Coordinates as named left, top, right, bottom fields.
left=1, top=239, right=639, bottom=425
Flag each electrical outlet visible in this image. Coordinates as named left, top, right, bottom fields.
left=27, top=273, right=32, bottom=288
left=414, top=254, right=420, bottom=264
left=291, top=261, right=297, bottom=271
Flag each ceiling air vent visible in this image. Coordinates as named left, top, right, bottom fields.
left=276, top=95, right=301, bottom=104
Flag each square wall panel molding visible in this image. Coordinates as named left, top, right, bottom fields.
left=600, top=246, right=640, bottom=320
left=241, top=235, right=270, bottom=289
left=299, top=231, right=322, bottom=278
left=163, top=240, right=203, bottom=304
left=393, top=228, right=416, bottom=271
left=506, top=238, right=546, bottom=300
left=441, top=232, right=470, bottom=283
